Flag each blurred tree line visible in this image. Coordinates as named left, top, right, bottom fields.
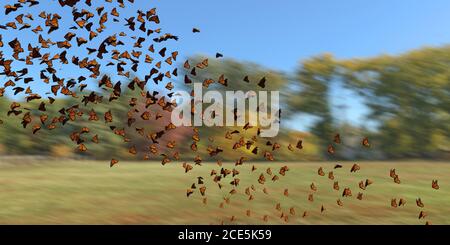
left=292, top=46, right=450, bottom=159
left=0, top=45, right=448, bottom=161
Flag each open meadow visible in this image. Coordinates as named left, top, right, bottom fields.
left=0, top=160, right=448, bottom=224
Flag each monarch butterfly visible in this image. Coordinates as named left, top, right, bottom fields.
left=164, top=57, right=172, bottom=66
left=302, top=211, right=308, bottom=218
left=251, top=147, right=258, bottom=155
left=230, top=178, right=240, bottom=187
left=218, top=74, right=228, bottom=86
left=272, top=143, right=281, bottom=151
left=197, top=176, right=204, bottom=185
left=40, top=114, right=48, bottom=124
left=184, top=163, right=193, bottom=173
left=418, top=211, right=427, bottom=219
left=287, top=144, right=294, bottom=151
left=289, top=207, right=296, bottom=215
left=350, top=163, right=360, bottom=173
left=148, top=15, right=160, bottom=24
left=159, top=156, right=170, bottom=166
left=76, top=19, right=86, bottom=28
left=232, top=168, right=239, bottom=177
left=140, top=111, right=150, bottom=120
left=391, top=198, right=398, bottom=208
left=159, top=47, right=166, bottom=57
left=128, top=145, right=137, bottom=155
left=32, top=25, right=43, bottom=33
left=169, top=51, right=178, bottom=61
left=104, top=110, right=113, bottom=123
left=91, top=135, right=99, bottom=144
left=432, top=180, right=439, bottom=190
left=264, top=151, right=274, bottom=161
left=328, top=171, right=334, bottom=180
left=257, top=77, right=266, bottom=88
left=37, top=102, right=46, bottom=112
left=186, top=189, right=194, bottom=197
left=25, top=87, right=33, bottom=95
left=334, top=133, right=341, bottom=144
left=362, top=137, right=370, bottom=147
left=110, top=159, right=119, bottom=167
left=199, top=186, right=206, bottom=196
left=280, top=166, right=289, bottom=176
left=342, top=187, right=352, bottom=197
left=327, top=144, right=335, bottom=154
left=357, top=192, right=363, bottom=200
left=416, top=198, right=424, bottom=208
left=194, top=155, right=202, bottom=165
left=166, top=141, right=175, bottom=149
left=5, top=4, right=21, bottom=15
left=258, top=173, right=266, bottom=184
left=275, top=203, right=281, bottom=211
left=111, top=7, right=119, bottom=17
left=184, top=75, right=192, bottom=84
left=89, top=31, right=98, bottom=40
left=131, top=50, right=142, bottom=59
left=393, top=175, right=401, bottom=184
left=390, top=168, right=397, bottom=178
left=244, top=187, right=251, bottom=196
left=183, top=60, right=190, bottom=70
left=195, top=59, right=208, bottom=69
left=32, top=125, right=41, bottom=134
left=318, top=167, right=325, bottom=176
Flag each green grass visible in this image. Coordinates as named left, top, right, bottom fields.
left=0, top=160, right=448, bottom=224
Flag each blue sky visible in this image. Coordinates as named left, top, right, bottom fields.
left=151, top=0, right=450, bottom=70
left=2, top=0, right=450, bottom=131
left=154, top=0, right=450, bottom=130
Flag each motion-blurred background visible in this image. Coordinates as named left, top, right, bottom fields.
left=0, top=0, right=449, bottom=161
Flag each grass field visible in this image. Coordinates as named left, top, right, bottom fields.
left=0, top=160, right=448, bottom=224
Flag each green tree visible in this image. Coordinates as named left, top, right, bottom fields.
left=339, top=46, right=450, bottom=158
left=290, top=54, right=337, bottom=158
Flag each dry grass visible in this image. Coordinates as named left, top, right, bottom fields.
left=0, top=160, right=448, bottom=224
